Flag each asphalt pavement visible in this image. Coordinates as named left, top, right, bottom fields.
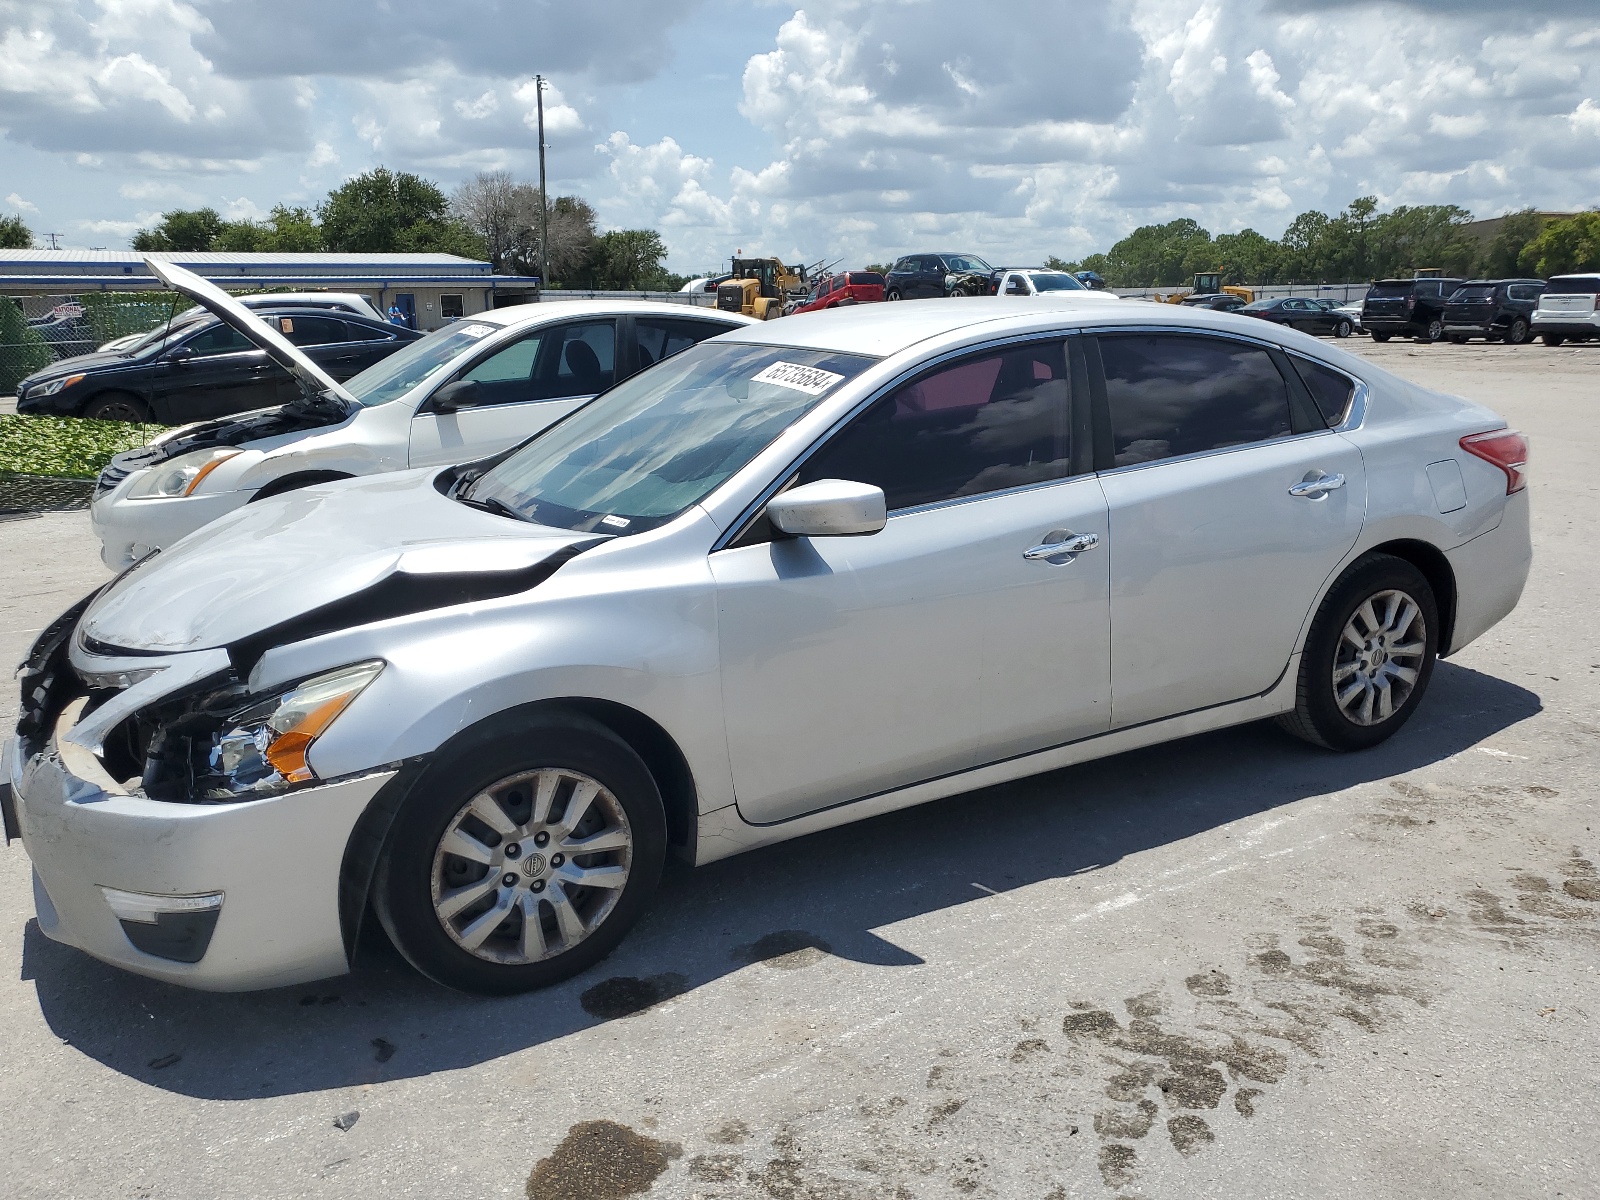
left=0, top=339, right=1595, bottom=1199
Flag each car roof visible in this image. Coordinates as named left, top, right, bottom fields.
left=467, top=299, right=759, bottom=328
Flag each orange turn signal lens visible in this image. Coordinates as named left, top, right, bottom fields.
left=263, top=692, right=362, bottom=783
left=182, top=450, right=240, bottom=496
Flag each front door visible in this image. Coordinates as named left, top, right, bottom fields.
left=156, top=323, right=284, bottom=421
left=713, top=337, right=1110, bottom=825
left=395, top=293, right=417, bottom=329
left=1092, top=332, right=1366, bottom=726
left=408, top=318, right=617, bottom=468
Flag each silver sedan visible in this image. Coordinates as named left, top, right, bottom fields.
left=5, top=297, right=1530, bottom=993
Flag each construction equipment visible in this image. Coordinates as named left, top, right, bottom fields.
left=715, top=256, right=810, bottom=320
left=1161, top=272, right=1255, bottom=305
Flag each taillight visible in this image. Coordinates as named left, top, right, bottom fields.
left=1405, top=295, right=1416, bottom=310
left=1460, top=429, right=1528, bottom=494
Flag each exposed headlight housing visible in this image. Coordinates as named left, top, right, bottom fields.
left=29, top=374, right=84, bottom=398
left=205, top=660, right=385, bottom=796
left=126, top=448, right=241, bottom=500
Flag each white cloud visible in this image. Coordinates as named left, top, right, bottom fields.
left=6, top=192, right=38, bottom=212
left=1571, top=98, right=1600, bottom=135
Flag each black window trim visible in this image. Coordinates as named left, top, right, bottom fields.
left=1084, top=327, right=1338, bottom=477
left=712, top=329, right=1090, bottom=553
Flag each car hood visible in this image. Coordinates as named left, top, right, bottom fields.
left=145, top=256, right=358, bottom=407
left=80, top=470, right=598, bottom=655
left=103, top=392, right=355, bottom=479
left=22, top=350, right=134, bottom=383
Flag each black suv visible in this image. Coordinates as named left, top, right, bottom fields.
left=16, top=308, right=420, bottom=423
left=884, top=252, right=994, bottom=300
left=1441, top=279, right=1545, bottom=345
left=1361, top=277, right=1465, bottom=343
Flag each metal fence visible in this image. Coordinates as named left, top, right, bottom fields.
left=535, top=289, right=718, bottom=307
left=1114, top=282, right=1371, bottom=303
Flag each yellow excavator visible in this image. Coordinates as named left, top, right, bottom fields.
left=1161, top=272, right=1255, bottom=304
left=715, top=256, right=810, bottom=320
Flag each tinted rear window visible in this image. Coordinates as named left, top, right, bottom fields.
left=1368, top=283, right=1413, bottom=298
left=848, top=272, right=885, bottom=286
left=1291, top=356, right=1356, bottom=427
left=1452, top=285, right=1496, bottom=301
left=1546, top=276, right=1600, bottom=295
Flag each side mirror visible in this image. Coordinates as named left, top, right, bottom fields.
left=165, top=345, right=194, bottom=365
left=767, top=478, right=886, bottom=538
left=431, top=378, right=481, bottom=413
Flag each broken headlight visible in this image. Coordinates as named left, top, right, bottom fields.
left=203, top=660, right=384, bottom=797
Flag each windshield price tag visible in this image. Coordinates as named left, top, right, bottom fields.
left=751, top=362, right=845, bottom=396
left=457, top=323, right=495, bottom=339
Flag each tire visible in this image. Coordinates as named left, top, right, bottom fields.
left=82, top=392, right=152, bottom=423
left=1448, top=335, right=1469, bottom=344
left=1505, top=318, right=1530, bottom=345
left=1275, top=554, right=1440, bottom=752
left=373, top=710, right=667, bottom=995
left=1334, top=319, right=1353, bottom=339
left=1420, top=319, right=1444, bottom=343
left=1541, top=333, right=1564, bottom=347
left=885, top=289, right=902, bottom=302
left=1371, top=331, right=1391, bottom=343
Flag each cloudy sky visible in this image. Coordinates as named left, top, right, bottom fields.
left=2, top=0, right=1597, bottom=273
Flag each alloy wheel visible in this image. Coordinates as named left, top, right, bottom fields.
left=1425, top=319, right=1444, bottom=342
left=1507, top=319, right=1529, bottom=345
left=1332, top=589, right=1427, bottom=726
left=430, top=768, right=633, bottom=965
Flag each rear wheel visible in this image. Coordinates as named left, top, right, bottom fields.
left=373, top=712, right=667, bottom=994
left=1276, top=554, right=1439, bottom=752
left=1420, top=318, right=1444, bottom=343
left=82, top=392, right=152, bottom=423
left=885, top=289, right=902, bottom=302
left=1448, top=334, right=1469, bottom=344
left=1371, top=331, right=1391, bottom=343
left=1334, top=319, right=1353, bottom=339
left=1505, top=318, right=1530, bottom=345
left=1542, top=333, right=1565, bottom=347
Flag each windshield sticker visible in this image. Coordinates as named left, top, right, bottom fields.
left=751, top=361, right=846, bottom=396
left=600, top=514, right=631, bottom=529
left=457, top=323, right=495, bottom=339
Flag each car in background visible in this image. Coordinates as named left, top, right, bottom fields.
left=28, top=305, right=96, bottom=360
left=789, top=271, right=886, bottom=315
left=1530, top=274, right=1600, bottom=346
left=95, top=293, right=387, bottom=354
left=995, top=269, right=1095, bottom=298
left=884, top=252, right=995, bottom=300
left=1180, top=293, right=1246, bottom=312
left=1361, top=277, right=1465, bottom=343
left=1075, top=271, right=1110, bottom=290
left=86, top=259, right=757, bottom=568
left=1441, top=279, right=1545, bottom=345
left=1333, top=300, right=1364, bottom=333
left=6, top=294, right=1531, bottom=994
left=1240, top=296, right=1356, bottom=338
left=17, top=306, right=423, bottom=424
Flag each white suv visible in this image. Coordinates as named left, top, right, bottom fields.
left=1531, top=274, right=1600, bottom=346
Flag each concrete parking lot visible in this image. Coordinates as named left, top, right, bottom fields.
left=0, top=340, right=1595, bottom=1200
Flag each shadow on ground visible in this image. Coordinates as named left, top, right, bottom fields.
left=19, top=660, right=1539, bottom=1100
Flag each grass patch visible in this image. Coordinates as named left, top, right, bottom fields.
left=0, top=414, right=163, bottom=480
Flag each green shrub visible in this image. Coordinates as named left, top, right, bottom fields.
left=78, top=291, right=195, bottom=345
left=1, top=298, right=53, bottom=395
left=0, top=414, right=162, bottom=479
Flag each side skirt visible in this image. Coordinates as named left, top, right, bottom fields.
left=692, top=656, right=1300, bottom=866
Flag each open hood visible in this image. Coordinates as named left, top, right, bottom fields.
left=144, top=256, right=358, bottom=407
left=79, top=470, right=597, bottom=655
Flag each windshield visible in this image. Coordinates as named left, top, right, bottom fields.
left=123, top=310, right=207, bottom=355
left=944, top=255, right=992, bottom=273
left=1028, top=273, right=1084, bottom=291
left=468, top=342, right=876, bottom=535
left=345, top=320, right=501, bottom=406
left=1546, top=276, right=1600, bottom=295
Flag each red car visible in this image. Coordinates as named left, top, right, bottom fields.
left=789, top=271, right=886, bottom=314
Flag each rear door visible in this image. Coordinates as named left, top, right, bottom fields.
left=631, top=315, right=741, bottom=373
left=713, top=336, right=1110, bottom=823
left=1091, top=332, right=1366, bottom=727
left=408, top=318, right=617, bottom=467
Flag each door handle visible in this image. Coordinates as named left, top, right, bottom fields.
left=1023, top=530, right=1100, bottom=561
left=1288, top=472, right=1345, bottom=498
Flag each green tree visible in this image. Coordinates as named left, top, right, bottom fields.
left=1519, top=212, right=1600, bottom=277
left=589, top=229, right=668, bottom=289
left=1366, top=204, right=1476, bottom=278
left=1213, top=229, right=1282, bottom=285
left=0, top=213, right=32, bottom=249
left=318, top=168, right=452, bottom=253
left=1043, top=255, right=1078, bottom=273
left=1100, top=219, right=1213, bottom=286
left=1475, top=210, right=1543, bottom=277
left=131, top=208, right=224, bottom=251
left=1278, top=209, right=1333, bottom=280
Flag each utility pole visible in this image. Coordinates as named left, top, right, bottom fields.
left=45, top=232, right=62, bottom=249
left=535, top=75, right=549, bottom=294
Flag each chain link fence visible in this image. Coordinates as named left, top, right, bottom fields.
left=2, top=292, right=199, bottom=399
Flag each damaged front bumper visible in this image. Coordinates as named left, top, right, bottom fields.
left=6, top=601, right=396, bottom=991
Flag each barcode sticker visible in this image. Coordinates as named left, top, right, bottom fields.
left=751, top=361, right=845, bottom=396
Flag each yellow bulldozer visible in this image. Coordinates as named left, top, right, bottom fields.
left=1161, top=272, right=1255, bottom=304
left=715, top=256, right=810, bottom=320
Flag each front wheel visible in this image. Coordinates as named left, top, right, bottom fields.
left=373, top=712, right=667, bottom=994
left=1334, top=319, right=1353, bottom=338
left=1371, top=331, right=1391, bottom=343
left=83, top=392, right=152, bottom=423
left=1505, top=318, right=1530, bottom=345
left=1276, top=554, right=1439, bottom=752
left=1420, top=319, right=1444, bottom=343
left=885, top=289, right=902, bottom=302
left=1542, top=334, right=1565, bottom=347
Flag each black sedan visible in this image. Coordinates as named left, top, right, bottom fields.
left=1239, top=296, right=1355, bottom=338
left=16, top=308, right=421, bottom=423
left=1180, top=293, right=1247, bottom=312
